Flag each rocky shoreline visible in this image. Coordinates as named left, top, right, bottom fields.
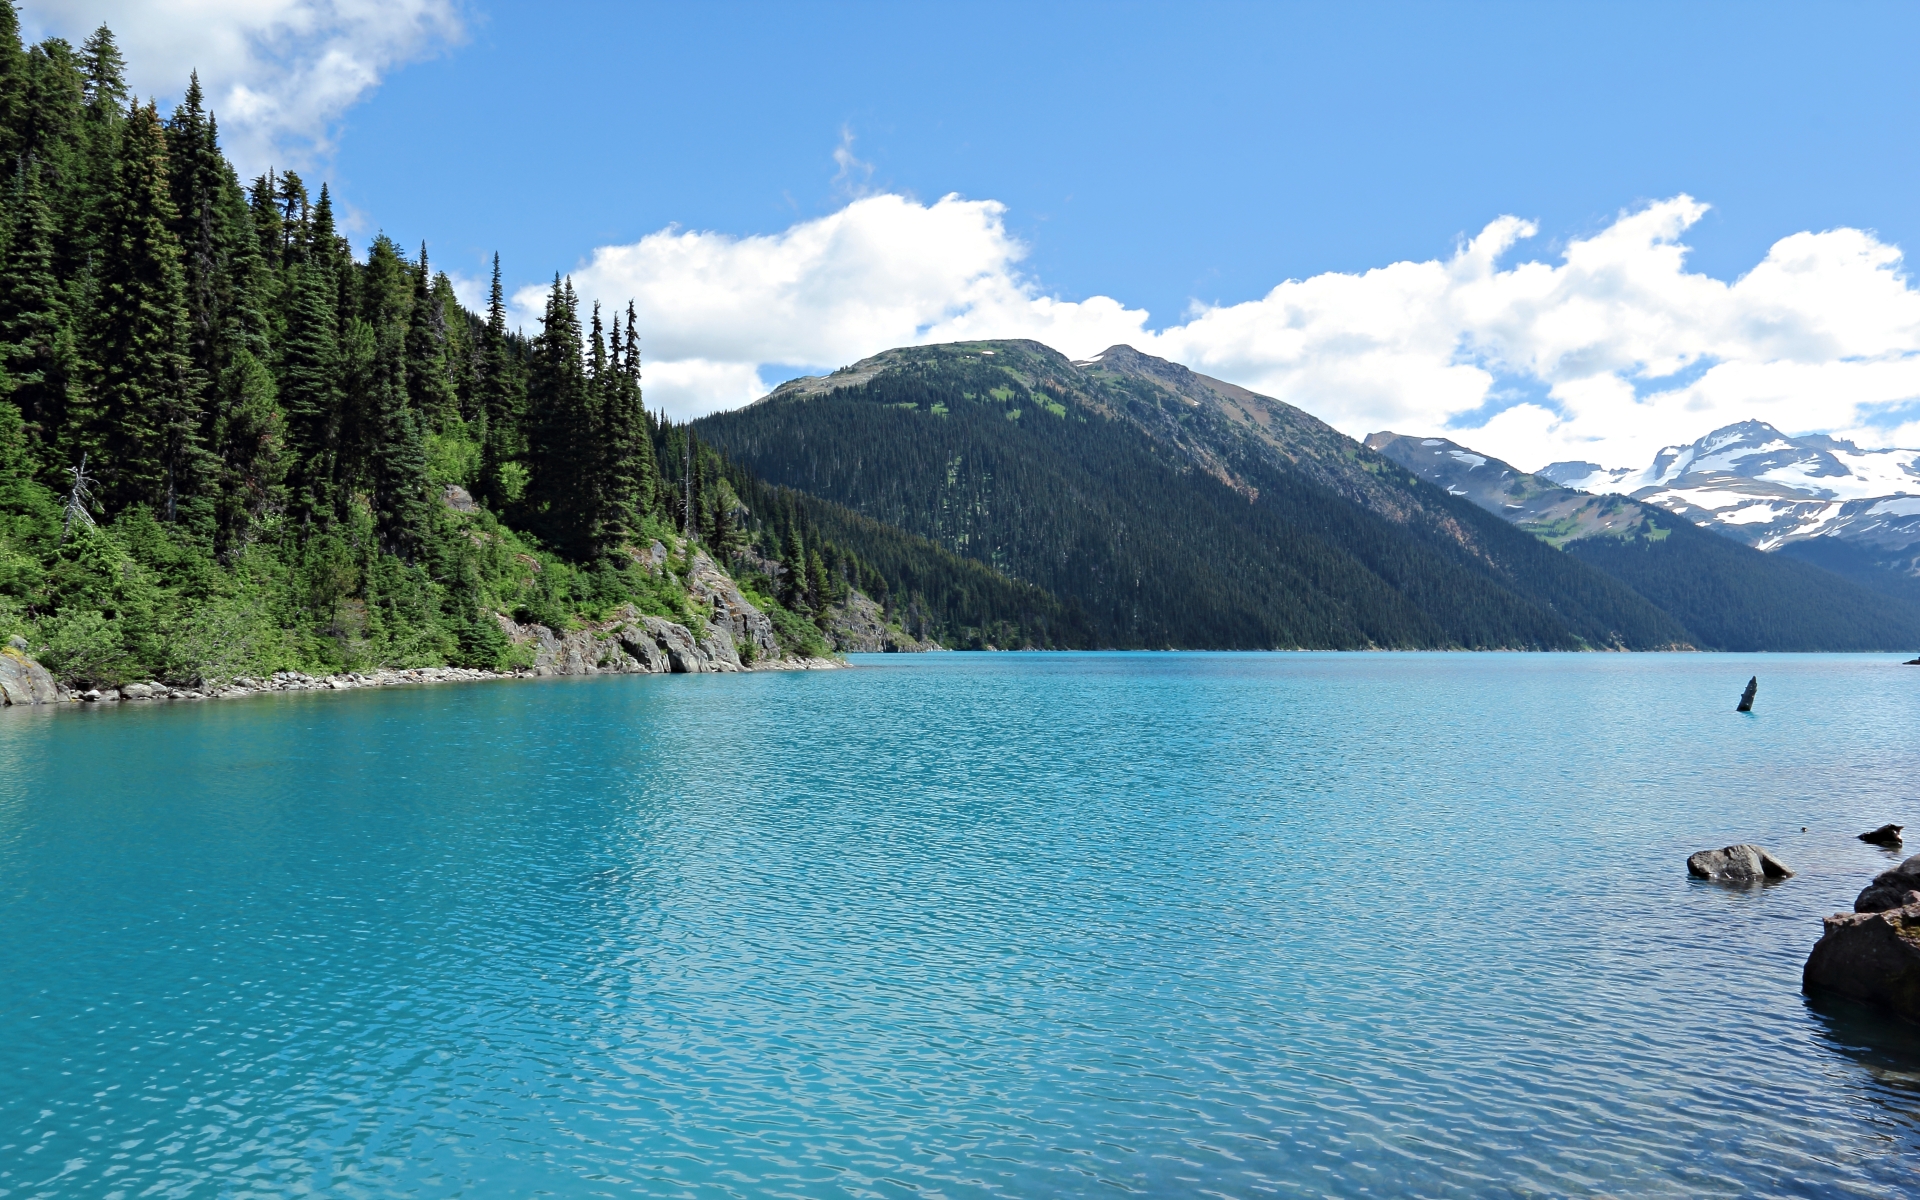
left=0, top=603, right=844, bottom=709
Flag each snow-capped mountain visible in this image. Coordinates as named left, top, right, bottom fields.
left=1540, top=420, right=1920, bottom=556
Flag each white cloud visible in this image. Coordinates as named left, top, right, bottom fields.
left=514, top=192, right=1151, bottom=419
left=19, top=0, right=463, bottom=171
left=535, top=191, right=1920, bottom=469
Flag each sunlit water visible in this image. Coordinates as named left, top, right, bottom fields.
left=3, top=653, right=1919, bottom=1198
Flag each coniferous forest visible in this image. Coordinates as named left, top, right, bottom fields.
left=0, top=16, right=1058, bottom=688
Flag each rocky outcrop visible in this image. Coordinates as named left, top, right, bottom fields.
left=500, top=609, right=746, bottom=675
left=824, top=588, right=938, bottom=652
left=1804, top=902, right=1920, bottom=1021
left=441, top=484, right=480, bottom=513
left=1854, top=854, right=1920, bottom=913
left=1859, top=824, right=1906, bottom=848
left=0, top=640, right=67, bottom=705
left=683, top=551, right=779, bottom=663
left=1687, top=843, right=1794, bottom=883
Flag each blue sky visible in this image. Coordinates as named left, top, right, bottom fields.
left=333, top=1, right=1920, bottom=324
left=21, top=0, right=1920, bottom=468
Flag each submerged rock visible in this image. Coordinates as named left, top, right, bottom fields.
left=1687, top=843, right=1794, bottom=883
left=1855, top=855, right=1920, bottom=913
left=1859, top=824, right=1906, bottom=848
left=1736, top=676, right=1757, bottom=712
left=1803, top=902, right=1920, bottom=1022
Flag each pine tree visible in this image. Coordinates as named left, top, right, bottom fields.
left=475, top=253, right=522, bottom=508
left=597, top=303, right=654, bottom=547
left=523, top=274, right=595, bottom=558
left=79, top=101, right=205, bottom=520
left=369, top=321, right=429, bottom=559
left=405, top=243, right=456, bottom=430
left=279, top=259, right=340, bottom=523
left=0, top=2, right=28, bottom=173
left=0, top=165, right=78, bottom=463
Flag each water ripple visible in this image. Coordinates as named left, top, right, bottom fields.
left=2, top=653, right=1918, bottom=1197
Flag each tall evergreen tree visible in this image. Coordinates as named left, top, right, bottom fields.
left=405, top=243, right=456, bottom=430
left=523, top=275, right=595, bottom=557
left=0, top=165, right=78, bottom=461
left=369, top=320, right=429, bottom=558
left=79, top=101, right=205, bottom=519
left=279, top=258, right=340, bottom=523
left=476, top=253, right=522, bottom=508
left=598, top=302, right=654, bottom=545
left=0, top=2, right=28, bottom=173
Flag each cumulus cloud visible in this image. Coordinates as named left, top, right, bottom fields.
left=515, top=193, right=1152, bottom=416
left=540, top=192, right=1920, bottom=470
left=1157, top=197, right=1920, bottom=469
left=19, top=0, right=463, bottom=170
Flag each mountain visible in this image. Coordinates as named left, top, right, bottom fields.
left=1368, top=432, right=1920, bottom=651
left=1540, top=421, right=1920, bottom=600
left=698, top=340, right=1694, bottom=650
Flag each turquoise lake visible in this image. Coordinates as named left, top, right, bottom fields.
left=3, top=652, right=1919, bottom=1198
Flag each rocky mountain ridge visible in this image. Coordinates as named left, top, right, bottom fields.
left=1540, top=421, right=1920, bottom=580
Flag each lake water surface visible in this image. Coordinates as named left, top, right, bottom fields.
left=3, top=652, right=1919, bottom=1198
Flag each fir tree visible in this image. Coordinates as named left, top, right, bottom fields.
left=80, top=101, right=205, bottom=520
left=0, top=165, right=78, bottom=461
left=405, top=243, right=456, bottom=430
left=0, top=2, right=27, bottom=172
left=597, top=303, right=654, bottom=546
left=523, top=275, right=595, bottom=557
left=279, top=259, right=340, bottom=523
left=369, top=321, right=429, bottom=559
left=475, top=253, right=523, bottom=508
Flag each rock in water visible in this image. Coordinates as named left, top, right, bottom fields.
left=1803, top=903, right=1920, bottom=1021
left=0, top=645, right=65, bottom=705
left=1859, top=824, right=1906, bottom=848
left=1687, top=843, right=1794, bottom=882
left=1855, top=854, right=1920, bottom=913
left=1736, top=676, right=1757, bottom=712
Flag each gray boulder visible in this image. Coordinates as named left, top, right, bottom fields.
left=0, top=645, right=65, bottom=705
left=1859, top=824, right=1905, bottom=848
left=1803, top=902, right=1920, bottom=1021
left=1855, top=854, right=1920, bottom=913
left=1687, top=843, right=1794, bottom=882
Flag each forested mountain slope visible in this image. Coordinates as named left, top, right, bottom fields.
left=698, top=341, right=1693, bottom=650
left=0, top=16, right=1052, bottom=689
left=1368, top=432, right=1920, bottom=651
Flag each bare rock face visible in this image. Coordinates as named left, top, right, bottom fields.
left=1855, top=854, right=1920, bottom=913
left=500, top=608, right=747, bottom=677
left=684, top=552, right=779, bottom=663
left=1687, top=843, right=1794, bottom=883
left=441, top=484, right=480, bottom=513
left=0, top=646, right=67, bottom=705
left=1859, top=824, right=1906, bottom=848
left=824, top=588, right=938, bottom=653
left=1803, top=903, right=1920, bottom=1021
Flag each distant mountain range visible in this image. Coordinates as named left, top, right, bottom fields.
left=1535, top=421, right=1920, bottom=602
left=1365, top=431, right=1920, bottom=650
left=698, top=340, right=1920, bottom=651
